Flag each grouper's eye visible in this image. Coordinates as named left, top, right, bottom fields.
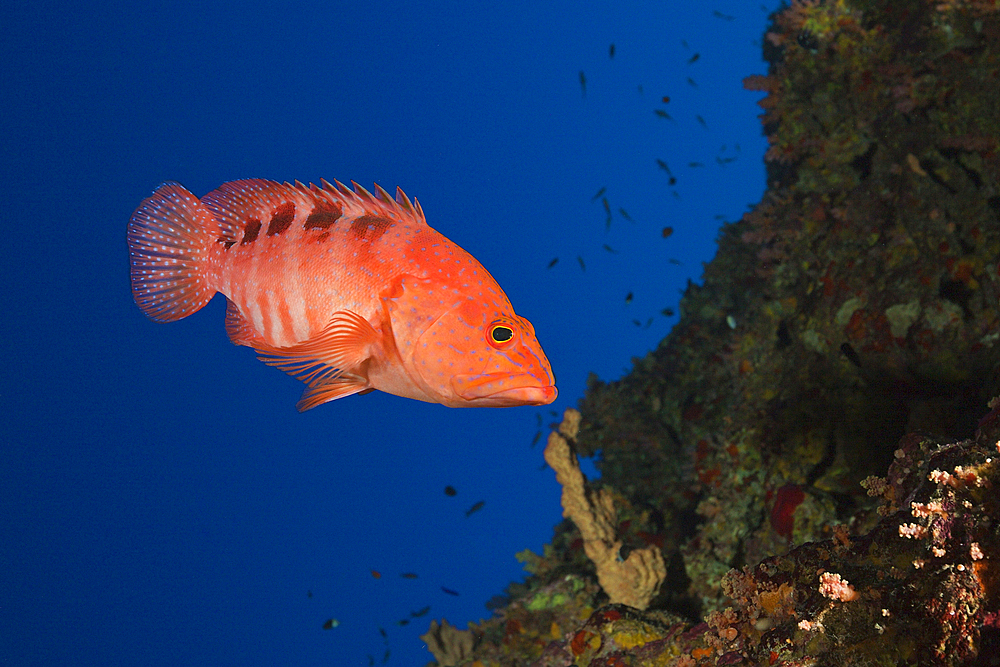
left=487, top=318, right=517, bottom=349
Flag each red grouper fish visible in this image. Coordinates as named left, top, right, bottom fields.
left=127, top=179, right=557, bottom=410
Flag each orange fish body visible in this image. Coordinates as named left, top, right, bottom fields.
left=128, top=179, right=557, bottom=410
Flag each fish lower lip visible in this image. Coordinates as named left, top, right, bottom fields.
left=489, top=384, right=558, bottom=406
left=452, top=373, right=558, bottom=406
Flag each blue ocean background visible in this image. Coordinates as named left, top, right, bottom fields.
left=2, top=2, right=778, bottom=665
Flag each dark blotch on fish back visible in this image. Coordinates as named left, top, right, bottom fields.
left=241, top=218, right=262, bottom=245
left=267, top=202, right=295, bottom=236
left=304, top=199, right=343, bottom=230
left=350, top=215, right=392, bottom=241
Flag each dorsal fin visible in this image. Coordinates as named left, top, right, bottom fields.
left=314, top=179, right=427, bottom=227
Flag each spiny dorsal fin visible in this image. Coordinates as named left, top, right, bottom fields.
left=313, top=178, right=427, bottom=227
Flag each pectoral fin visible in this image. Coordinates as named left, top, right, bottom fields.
left=252, top=310, right=380, bottom=410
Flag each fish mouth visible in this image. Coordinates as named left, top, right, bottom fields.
left=451, top=373, right=558, bottom=407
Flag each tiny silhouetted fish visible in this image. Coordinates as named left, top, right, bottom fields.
left=579, top=71, right=586, bottom=97
left=688, top=53, right=700, bottom=64
left=662, top=226, right=673, bottom=239
left=602, top=244, right=618, bottom=254
left=531, top=431, right=542, bottom=447
left=577, top=256, right=586, bottom=271
left=465, top=500, right=485, bottom=517
left=661, top=307, right=675, bottom=317
left=372, top=570, right=381, bottom=579
left=609, top=43, right=615, bottom=58
left=687, top=77, right=698, bottom=87
left=547, top=257, right=559, bottom=269
left=383, top=649, right=390, bottom=664
left=307, top=590, right=313, bottom=598
left=713, top=10, right=735, bottom=20
left=689, top=162, right=705, bottom=168
left=632, top=319, right=642, bottom=327
left=625, top=292, right=633, bottom=304
left=323, top=618, right=339, bottom=630
left=411, top=606, right=431, bottom=618
left=618, top=208, right=633, bottom=222
left=661, top=96, right=670, bottom=103
left=441, top=587, right=460, bottom=596
left=400, top=572, right=418, bottom=579
left=444, top=485, right=457, bottom=496
left=696, top=115, right=707, bottom=129
left=654, top=109, right=674, bottom=121
left=668, top=258, right=683, bottom=265
left=656, top=160, right=678, bottom=185
left=397, top=618, right=409, bottom=626
left=379, top=627, right=387, bottom=639
left=591, top=186, right=606, bottom=201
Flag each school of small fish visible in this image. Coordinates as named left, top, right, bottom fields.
left=567, top=26, right=740, bottom=329
left=128, top=179, right=557, bottom=410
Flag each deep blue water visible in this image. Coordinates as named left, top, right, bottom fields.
left=1, top=1, right=777, bottom=664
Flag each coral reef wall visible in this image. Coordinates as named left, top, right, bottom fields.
left=423, top=1, right=1000, bottom=665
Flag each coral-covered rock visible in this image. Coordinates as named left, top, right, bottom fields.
left=424, top=1, right=1000, bottom=665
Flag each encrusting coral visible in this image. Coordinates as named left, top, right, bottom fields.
left=544, top=409, right=667, bottom=611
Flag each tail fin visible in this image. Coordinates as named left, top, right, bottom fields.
left=127, top=182, right=218, bottom=322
